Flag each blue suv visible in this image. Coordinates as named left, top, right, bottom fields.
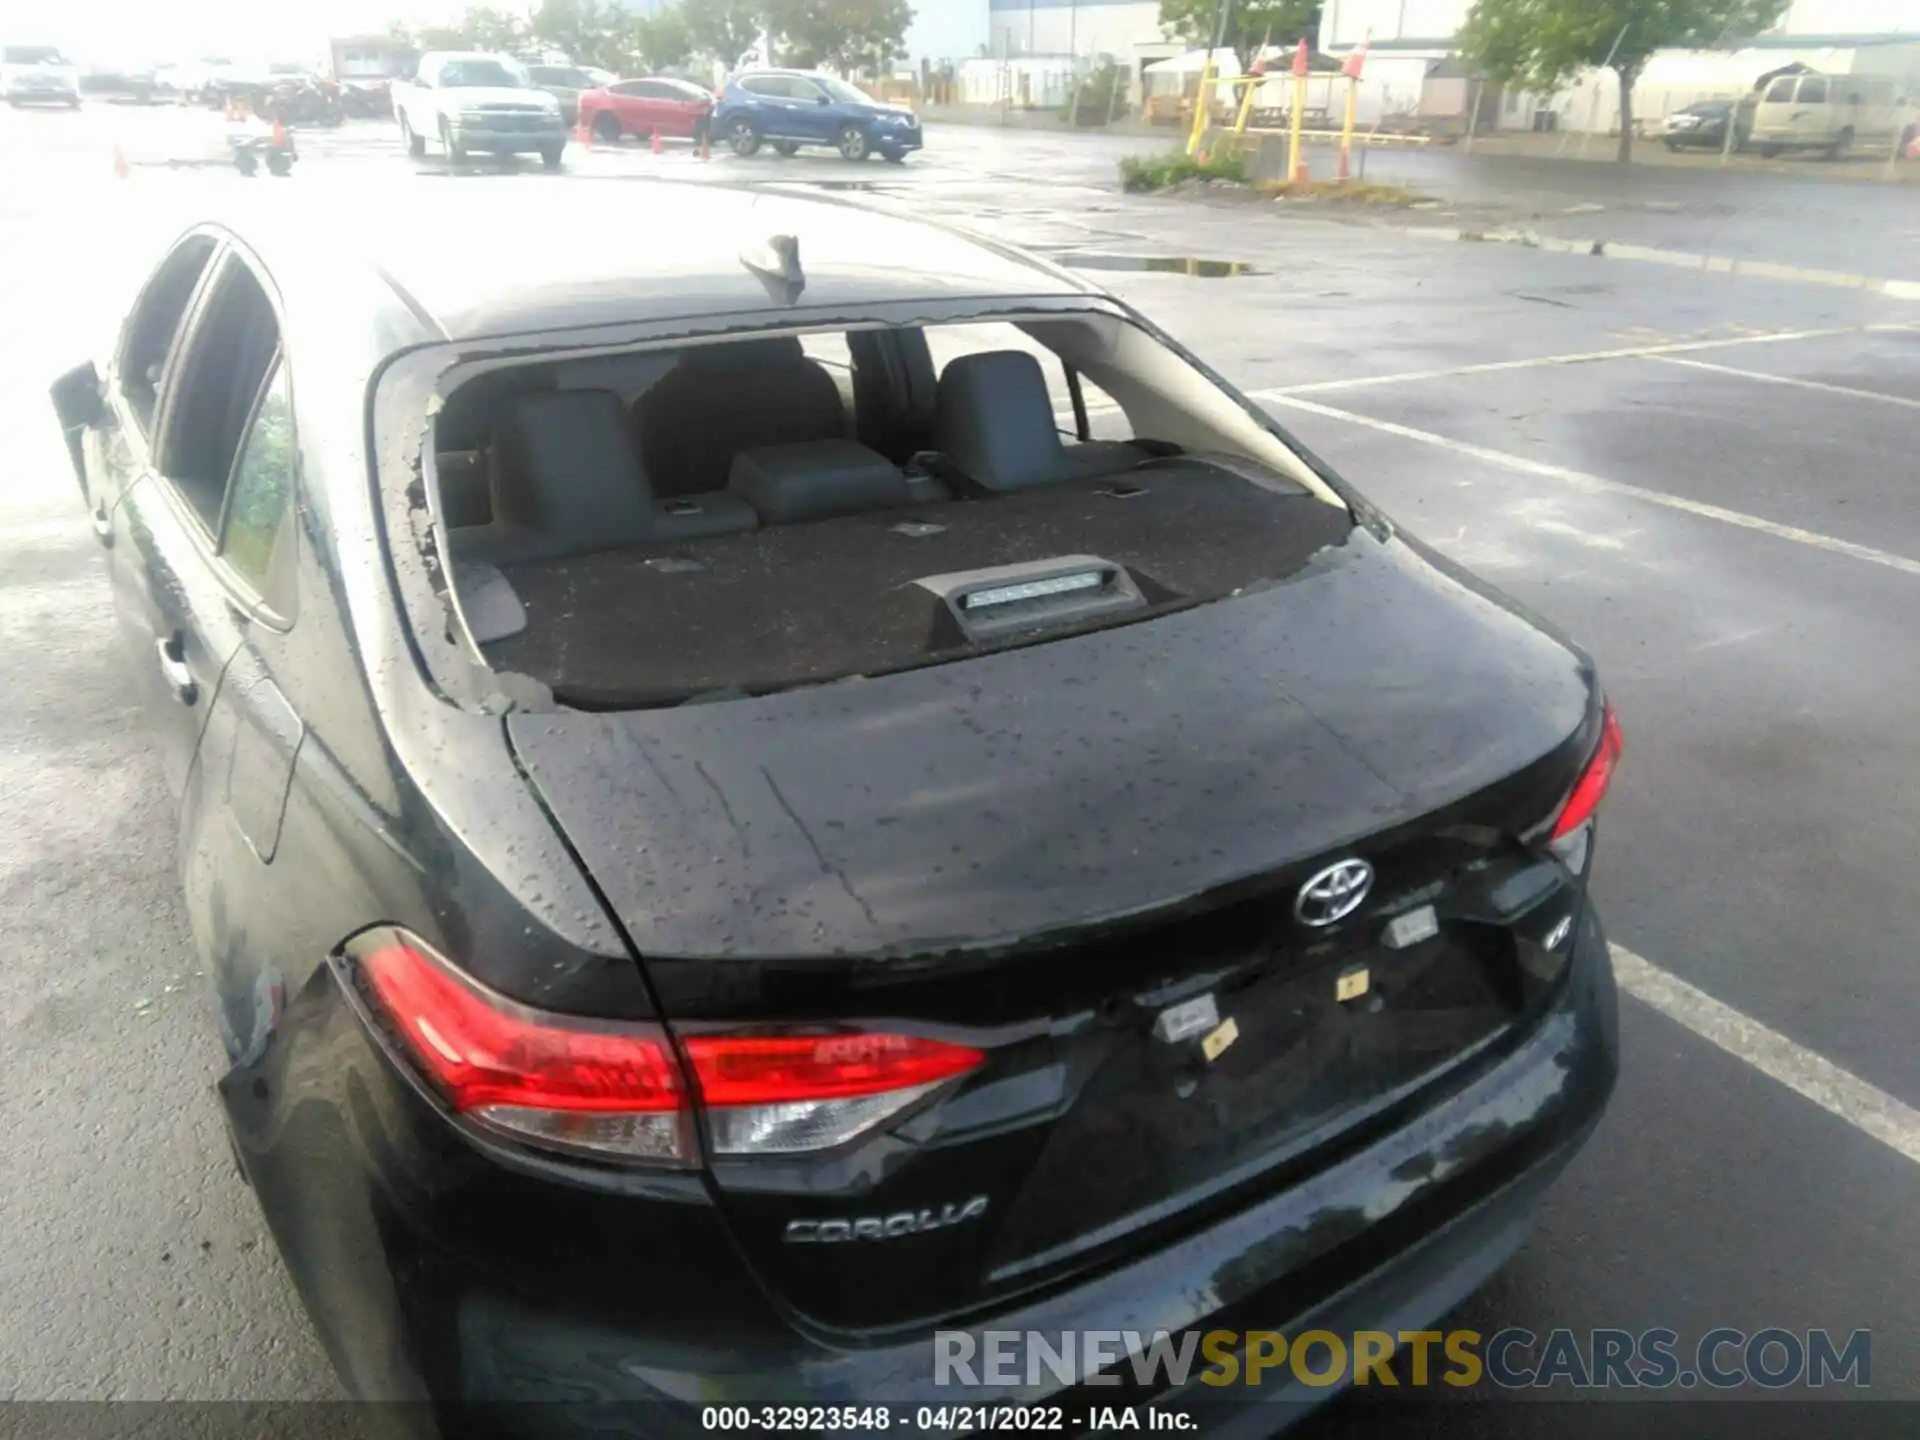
left=713, top=69, right=922, bottom=163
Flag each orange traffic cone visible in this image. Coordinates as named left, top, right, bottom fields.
left=700, top=132, right=711, bottom=161
left=112, top=146, right=131, bottom=179
left=575, top=111, right=591, bottom=145
left=651, top=128, right=662, bottom=155
left=272, top=117, right=288, bottom=150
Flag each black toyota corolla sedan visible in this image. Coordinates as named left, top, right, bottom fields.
left=50, top=181, right=1619, bottom=1435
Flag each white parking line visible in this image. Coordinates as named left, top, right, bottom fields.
left=1649, top=355, right=1920, bottom=411
left=1256, top=324, right=1917, bottom=398
left=1611, top=946, right=1920, bottom=1167
left=1265, top=394, right=1920, bottom=580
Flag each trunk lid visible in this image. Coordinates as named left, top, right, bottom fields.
left=507, top=531, right=1599, bottom=1331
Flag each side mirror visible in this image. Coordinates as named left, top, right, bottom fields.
left=51, top=360, right=106, bottom=431
left=49, top=360, right=106, bottom=497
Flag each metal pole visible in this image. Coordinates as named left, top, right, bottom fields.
left=1464, top=77, right=1482, bottom=152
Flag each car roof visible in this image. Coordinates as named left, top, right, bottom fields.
left=215, top=180, right=1096, bottom=344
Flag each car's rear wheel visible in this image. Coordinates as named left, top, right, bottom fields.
left=838, top=124, right=870, bottom=161
left=541, top=144, right=564, bottom=171
left=593, top=112, right=621, bottom=143
left=1827, top=126, right=1852, bottom=161
left=399, top=110, right=425, bottom=157
left=1663, top=138, right=1679, bottom=152
left=728, top=116, right=761, bottom=156
left=772, top=139, right=799, bottom=156
left=1759, top=143, right=1781, bottom=158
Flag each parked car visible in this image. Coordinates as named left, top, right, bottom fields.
left=1661, top=97, right=1751, bottom=151
left=47, top=182, right=1620, bottom=1429
left=390, top=51, right=567, bottom=168
left=525, top=62, right=596, bottom=125
left=577, top=74, right=713, bottom=143
left=1, top=44, right=80, bottom=106
left=1749, top=70, right=1904, bottom=158
left=712, top=67, right=921, bottom=161
left=79, top=61, right=158, bottom=103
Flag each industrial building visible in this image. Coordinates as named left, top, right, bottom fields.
left=978, top=0, right=1919, bottom=132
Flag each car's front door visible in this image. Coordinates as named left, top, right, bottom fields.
left=116, top=249, right=285, bottom=798
left=787, top=76, right=841, bottom=140
left=73, top=234, right=224, bottom=795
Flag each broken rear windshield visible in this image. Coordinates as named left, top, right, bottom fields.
left=414, top=313, right=1352, bottom=710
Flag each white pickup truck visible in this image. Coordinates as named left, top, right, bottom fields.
left=392, top=51, right=568, bottom=168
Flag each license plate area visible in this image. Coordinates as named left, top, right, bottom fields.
left=986, top=924, right=1521, bottom=1270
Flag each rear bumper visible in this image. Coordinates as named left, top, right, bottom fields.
left=224, top=905, right=1617, bottom=1434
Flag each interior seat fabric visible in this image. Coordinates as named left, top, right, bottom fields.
left=633, top=337, right=846, bottom=498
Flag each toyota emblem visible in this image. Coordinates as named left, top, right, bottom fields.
left=1294, top=859, right=1374, bottom=927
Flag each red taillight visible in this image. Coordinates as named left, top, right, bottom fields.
left=347, top=929, right=983, bottom=1164
left=1549, top=705, right=1623, bottom=843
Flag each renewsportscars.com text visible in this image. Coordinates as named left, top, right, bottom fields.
left=934, top=1327, right=1871, bottom=1390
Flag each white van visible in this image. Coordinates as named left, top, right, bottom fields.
left=1750, top=71, right=1905, bottom=157
left=1, top=43, right=81, bottom=106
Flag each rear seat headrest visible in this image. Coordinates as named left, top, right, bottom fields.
left=729, top=440, right=911, bottom=525
left=934, top=350, right=1067, bottom=492
left=489, top=389, right=658, bottom=556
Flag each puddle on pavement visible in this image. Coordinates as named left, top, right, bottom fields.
left=1053, top=253, right=1264, bottom=278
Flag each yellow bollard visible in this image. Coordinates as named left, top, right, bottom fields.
left=1337, top=76, right=1357, bottom=180
left=1233, top=76, right=1257, bottom=135
left=1286, top=70, right=1307, bottom=182
left=1185, top=61, right=1213, bottom=157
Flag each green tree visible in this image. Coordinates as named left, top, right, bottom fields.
left=686, top=0, right=766, bottom=69
left=630, top=5, right=694, bottom=71
left=460, top=6, right=530, bottom=50
left=531, top=0, right=630, bottom=68
left=1459, top=0, right=1789, bottom=162
left=1157, top=0, right=1322, bottom=73
left=765, top=0, right=914, bottom=75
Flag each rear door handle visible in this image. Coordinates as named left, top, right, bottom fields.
left=91, top=505, right=114, bottom=546
left=154, top=632, right=198, bottom=705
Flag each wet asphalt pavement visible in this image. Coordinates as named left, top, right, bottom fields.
left=2, top=104, right=1918, bottom=1428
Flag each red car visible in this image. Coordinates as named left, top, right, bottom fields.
left=577, top=75, right=713, bottom=143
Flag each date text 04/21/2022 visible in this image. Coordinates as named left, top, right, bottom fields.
left=699, top=1405, right=1192, bottom=1431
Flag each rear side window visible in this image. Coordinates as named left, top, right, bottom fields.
left=610, top=80, right=650, bottom=97
left=119, top=235, right=220, bottom=436
left=742, top=75, right=791, bottom=99
left=1765, top=78, right=1796, bottom=102
left=158, top=256, right=284, bottom=532
left=220, top=362, right=298, bottom=615
left=1797, top=78, right=1827, bottom=104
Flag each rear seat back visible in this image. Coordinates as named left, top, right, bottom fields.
left=486, top=389, right=660, bottom=560
left=633, top=337, right=847, bottom=499
left=934, top=349, right=1147, bottom=492
left=454, top=389, right=755, bottom=567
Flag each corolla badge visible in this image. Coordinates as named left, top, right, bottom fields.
left=1294, top=859, right=1374, bottom=927
left=784, top=1196, right=989, bottom=1243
